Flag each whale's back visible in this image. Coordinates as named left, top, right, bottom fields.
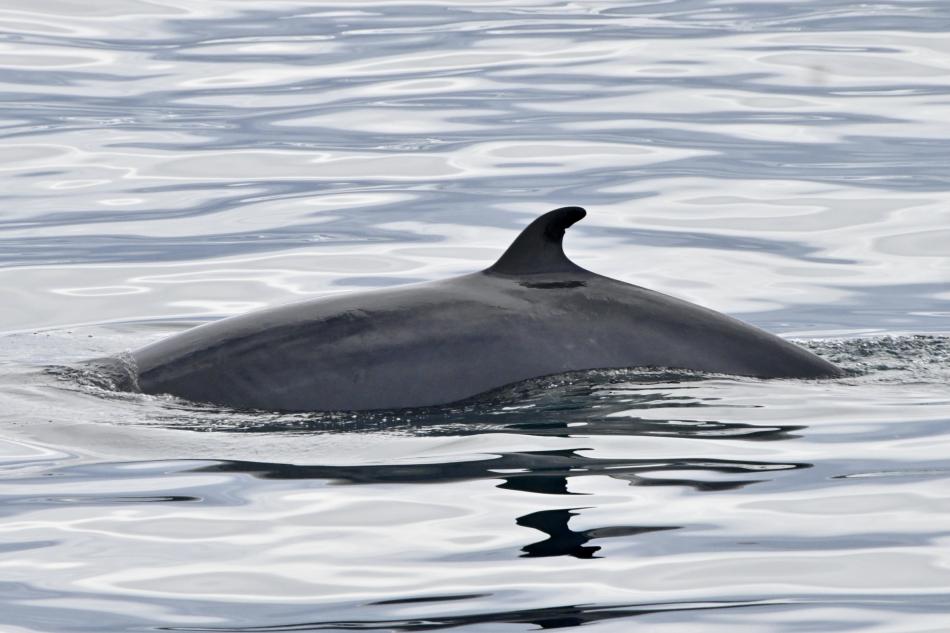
left=132, top=268, right=841, bottom=412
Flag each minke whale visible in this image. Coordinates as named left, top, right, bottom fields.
left=110, top=207, right=842, bottom=412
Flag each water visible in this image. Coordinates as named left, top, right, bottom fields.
left=1, top=1, right=949, bottom=631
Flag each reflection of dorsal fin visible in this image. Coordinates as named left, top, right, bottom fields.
left=486, top=206, right=587, bottom=276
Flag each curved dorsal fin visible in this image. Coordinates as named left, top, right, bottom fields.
left=486, top=206, right=587, bottom=276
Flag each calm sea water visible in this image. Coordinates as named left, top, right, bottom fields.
left=2, top=1, right=950, bottom=631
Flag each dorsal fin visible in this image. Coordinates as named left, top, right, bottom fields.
left=486, top=206, right=587, bottom=276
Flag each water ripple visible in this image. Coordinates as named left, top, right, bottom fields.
left=2, top=2, right=950, bottom=632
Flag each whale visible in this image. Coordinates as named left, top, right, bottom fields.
left=112, top=206, right=842, bottom=412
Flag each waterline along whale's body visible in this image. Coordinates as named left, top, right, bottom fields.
left=118, top=207, right=842, bottom=411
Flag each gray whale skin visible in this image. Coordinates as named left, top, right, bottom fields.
left=123, top=207, right=842, bottom=412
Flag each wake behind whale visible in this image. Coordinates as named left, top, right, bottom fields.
left=95, top=207, right=842, bottom=412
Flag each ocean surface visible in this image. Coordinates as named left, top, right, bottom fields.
left=2, top=1, right=950, bottom=631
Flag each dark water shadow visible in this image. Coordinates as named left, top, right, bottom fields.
left=161, top=598, right=779, bottom=632
left=195, top=449, right=809, bottom=494
left=195, top=450, right=806, bottom=559
left=517, top=507, right=679, bottom=559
